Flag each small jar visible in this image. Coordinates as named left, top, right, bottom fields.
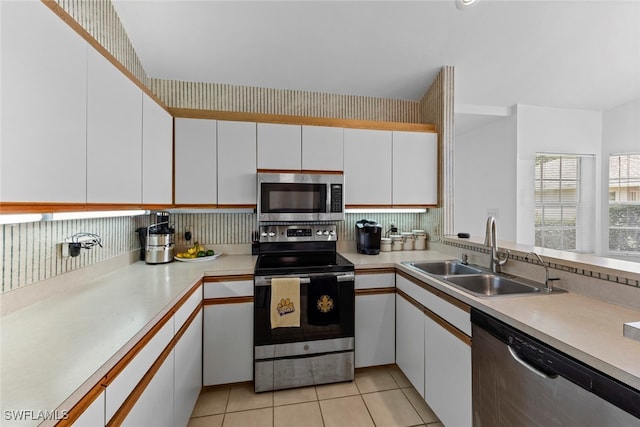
left=390, top=234, right=404, bottom=251
left=401, top=232, right=415, bottom=250
left=413, top=230, right=427, bottom=250
left=380, top=237, right=392, bottom=252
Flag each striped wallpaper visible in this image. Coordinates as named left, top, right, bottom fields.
left=1, top=212, right=436, bottom=292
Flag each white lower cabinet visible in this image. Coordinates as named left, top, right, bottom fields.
left=354, top=272, right=395, bottom=368
left=175, top=309, right=203, bottom=427
left=71, top=390, right=105, bottom=427
left=424, top=315, right=472, bottom=427
left=203, top=302, right=253, bottom=385
left=203, top=278, right=254, bottom=385
left=395, top=293, right=425, bottom=397
left=121, top=351, right=175, bottom=427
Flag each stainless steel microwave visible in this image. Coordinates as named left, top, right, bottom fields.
left=257, top=172, right=345, bottom=222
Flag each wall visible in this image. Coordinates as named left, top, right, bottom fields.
left=454, top=115, right=518, bottom=240
left=515, top=104, right=603, bottom=246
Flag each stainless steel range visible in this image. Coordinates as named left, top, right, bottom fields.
left=253, top=223, right=355, bottom=392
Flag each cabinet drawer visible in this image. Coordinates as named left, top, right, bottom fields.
left=396, top=274, right=471, bottom=336
left=175, top=284, right=202, bottom=331
left=355, top=272, right=395, bottom=290
left=105, top=318, right=174, bottom=421
left=204, top=279, right=253, bottom=299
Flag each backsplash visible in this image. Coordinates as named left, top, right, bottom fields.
left=1, top=212, right=439, bottom=293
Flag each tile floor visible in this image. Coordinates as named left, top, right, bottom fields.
left=188, top=365, right=444, bottom=427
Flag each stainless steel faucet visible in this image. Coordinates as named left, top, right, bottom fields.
left=484, top=216, right=510, bottom=273
left=525, top=252, right=559, bottom=292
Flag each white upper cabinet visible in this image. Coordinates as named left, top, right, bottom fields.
left=302, top=126, right=344, bottom=171
left=217, top=121, right=257, bottom=205
left=174, top=118, right=217, bottom=205
left=343, top=129, right=393, bottom=205
left=1, top=1, right=88, bottom=203
left=87, top=47, right=143, bottom=204
left=142, top=94, right=173, bottom=205
left=392, top=131, right=438, bottom=205
left=257, top=123, right=301, bottom=170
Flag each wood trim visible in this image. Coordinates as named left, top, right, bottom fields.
left=169, top=108, right=436, bottom=132
left=106, top=303, right=202, bottom=426
left=396, top=289, right=423, bottom=312
left=101, top=281, right=201, bottom=386
left=204, top=275, right=254, bottom=282
left=0, top=202, right=87, bottom=213
left=40, top=1, right=170, bottom=114
left=101, top=308, right=174, bottom=386
left=355, top=287, right=396, bottom=296
left=172, top=204, right=219, bottom=209
left=256, top=169, right=344, bottom=175
left=355, top=267, right=396, bottom=275
left=55, top=382, right=105, bottom=427
left=140, top=204, right=174, bottom=211
left=424, top=307, right=472, bottom=347
left=203, top=296, right=254, bottom=306
left=346, top=204, right=394, bottom=209
left=396, top=270, right=471, bottom=313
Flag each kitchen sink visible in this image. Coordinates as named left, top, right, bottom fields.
left=443, top=274, right=541, bottom=297
left=403, top=260, right=483, bottom=276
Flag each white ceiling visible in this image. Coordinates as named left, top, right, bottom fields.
left=112, top=0, right=640, bottom=133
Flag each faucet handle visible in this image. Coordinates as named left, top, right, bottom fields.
left=461, top=253, right=469, bottom=264
left=496, top=249, right=510, bottom=265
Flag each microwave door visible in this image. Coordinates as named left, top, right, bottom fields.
left=259, top=183, right=327, bottom=222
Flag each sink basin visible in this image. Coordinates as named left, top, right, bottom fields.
left=403, top=260, right=483, bottom=276
left=443, top=274, right=541, bottom=297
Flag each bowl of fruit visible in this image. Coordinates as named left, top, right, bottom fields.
left=174, top=242, right=221, bottom=262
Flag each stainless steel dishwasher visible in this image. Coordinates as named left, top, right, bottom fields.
left=471, top=309, right=640, bottom=426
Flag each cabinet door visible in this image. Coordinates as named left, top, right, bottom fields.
left=203, top=302, right=253, bottom=385
left=121, top=351, right=174, bottom=427
left=355, top=293, right=395, bottom=368
left=392, top=131, right=438, bottom=205
left=302, top=126, right=344, bottom=171
left=175, top=309, right=203, bottom=427
left=142, top=94, right=173, bottom=205
left=87, top=47, right=142, bottom=204
left=174, top=118, right=217, bottom=205
left=424, top=315, right=472, bottom=427
left=72, top=389, right=105, bottom=427
left=257, top=123, right=301, bottom=170
left=343, top=129, right=392, bottom=205
left=217, top=121, right=257, bottom=205
left=396, top=294, right=425, bottom=397
left=1, top=1, right=87, bottom=203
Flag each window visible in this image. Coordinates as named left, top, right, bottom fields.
left=534, top=154, right=595, bottom=252
left=608, top=153, right=640, bottom=255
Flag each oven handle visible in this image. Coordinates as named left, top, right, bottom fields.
left=255, top=273, right=354, bottom=287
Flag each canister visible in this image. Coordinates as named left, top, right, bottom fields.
left=413, top=230, right=427, bottom=250
left=401, top=232, right=415, bottom=250
left=390, top=234, right=404, bottom=251
left=380, top=237, right=392, bottom=252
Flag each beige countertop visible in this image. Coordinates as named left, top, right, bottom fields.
left=1, top=249, right=639, bottom=426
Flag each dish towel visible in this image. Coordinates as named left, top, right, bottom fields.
left=270, top=277, right=301, bottom=329
left=308, top=276, right=340, bottom=325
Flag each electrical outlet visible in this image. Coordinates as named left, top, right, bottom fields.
left=61, top=242, right=70, bottom=257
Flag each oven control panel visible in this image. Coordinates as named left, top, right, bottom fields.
left=260, top=224, right=337, bottom=242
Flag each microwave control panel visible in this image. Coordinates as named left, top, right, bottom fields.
left=330, top=184, right=343, bottom=213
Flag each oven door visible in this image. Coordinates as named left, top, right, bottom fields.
left=253, top=272, right=355, bottom=346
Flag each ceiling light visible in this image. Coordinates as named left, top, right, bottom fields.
left=49, top=210, right=149, bottom=221
left=0, top=213, right=44, bottom=225
left=456, top=0, right=479, bottom=10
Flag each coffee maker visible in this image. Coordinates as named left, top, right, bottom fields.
left=355, top=219, right=382, bottom=255
left=136, top=211, right=175, bottom=264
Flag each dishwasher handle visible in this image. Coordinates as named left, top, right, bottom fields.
left=508, top=345, right=556, bottom=379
